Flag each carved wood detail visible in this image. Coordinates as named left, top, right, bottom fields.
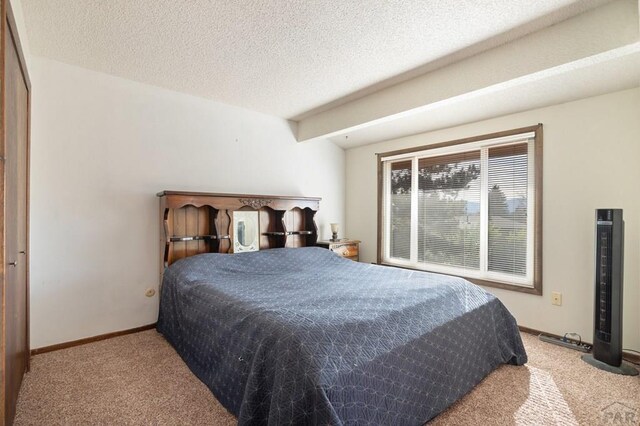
left=239, top=198, right=273, bottom=209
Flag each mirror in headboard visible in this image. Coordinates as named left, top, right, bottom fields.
left=157, top=191, right=321, bottom=284
left=232, top=211, right=259, bottom=253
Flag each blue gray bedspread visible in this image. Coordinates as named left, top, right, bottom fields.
left=157, top=247, right=526, bottom=425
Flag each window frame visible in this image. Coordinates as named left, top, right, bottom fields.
left=377, top=124, right=543, bottom=295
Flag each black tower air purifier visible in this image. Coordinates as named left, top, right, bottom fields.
left=582, top=209, right=637, bottom=375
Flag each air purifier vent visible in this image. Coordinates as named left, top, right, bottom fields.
left=582, top=209, right=637, bottom=375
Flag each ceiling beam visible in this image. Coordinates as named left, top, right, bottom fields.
left=297, top=0, right=639, bottom=143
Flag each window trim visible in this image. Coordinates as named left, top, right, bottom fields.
left=376, top=124, right=543, bottom=295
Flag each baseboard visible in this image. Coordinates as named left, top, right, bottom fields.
left=518, top=325, right=640, bottom=365
left=30, top=322, right=640, bottom=364
left=30, top=323, right=157, bottom=356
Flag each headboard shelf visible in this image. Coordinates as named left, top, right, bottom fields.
left=158, top=191, right=321, bottom=283
left=157, top=190, right=320, bottom=210
left=169, top=234, right=229, bottom=242
left=262, top=231, right=286, bottom=237
left=262, top=230, right=315, bottom=237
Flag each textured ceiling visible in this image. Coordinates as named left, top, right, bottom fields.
left=21, top=0, right=609, bottom=119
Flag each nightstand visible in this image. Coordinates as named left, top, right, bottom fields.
left=316, top=239, right=360, bottom=261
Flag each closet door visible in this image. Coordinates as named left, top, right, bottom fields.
left=2, top=3, right=30, bottom=423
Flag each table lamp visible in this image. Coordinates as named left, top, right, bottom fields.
left=330, top=223, right=339, bottom=242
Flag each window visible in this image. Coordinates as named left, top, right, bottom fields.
left=377, top=125, right=542, bottom=294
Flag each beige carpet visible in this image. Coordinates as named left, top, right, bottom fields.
left=15, top=331, right=640, bottom=425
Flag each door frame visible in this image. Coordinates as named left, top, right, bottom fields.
left=1, top=0, right=31, bottom=423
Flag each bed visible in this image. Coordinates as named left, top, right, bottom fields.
left=155, top=191, right=526, bottom=425
left=157, top=247, right=526, bottom=425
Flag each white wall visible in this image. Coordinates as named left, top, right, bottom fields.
left=29, top=57, right=345, bottom=348
left=346, top=88, right=640, bottom=351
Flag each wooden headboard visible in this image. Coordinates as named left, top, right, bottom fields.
left=158, top=190, right=321, bottom=282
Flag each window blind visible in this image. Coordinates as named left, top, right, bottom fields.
left=417, top=151, right=481, bottom=269
left=487, top=143, right=528, bottom=276
left=389, top=160, right=411, bottom=260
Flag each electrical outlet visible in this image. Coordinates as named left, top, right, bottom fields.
left=551, top=291, right=562, bottom=306
left=145, top=288, right=156, bottom=297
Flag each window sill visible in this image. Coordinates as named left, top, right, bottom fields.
left=378, top=261, right=542, bottom=295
